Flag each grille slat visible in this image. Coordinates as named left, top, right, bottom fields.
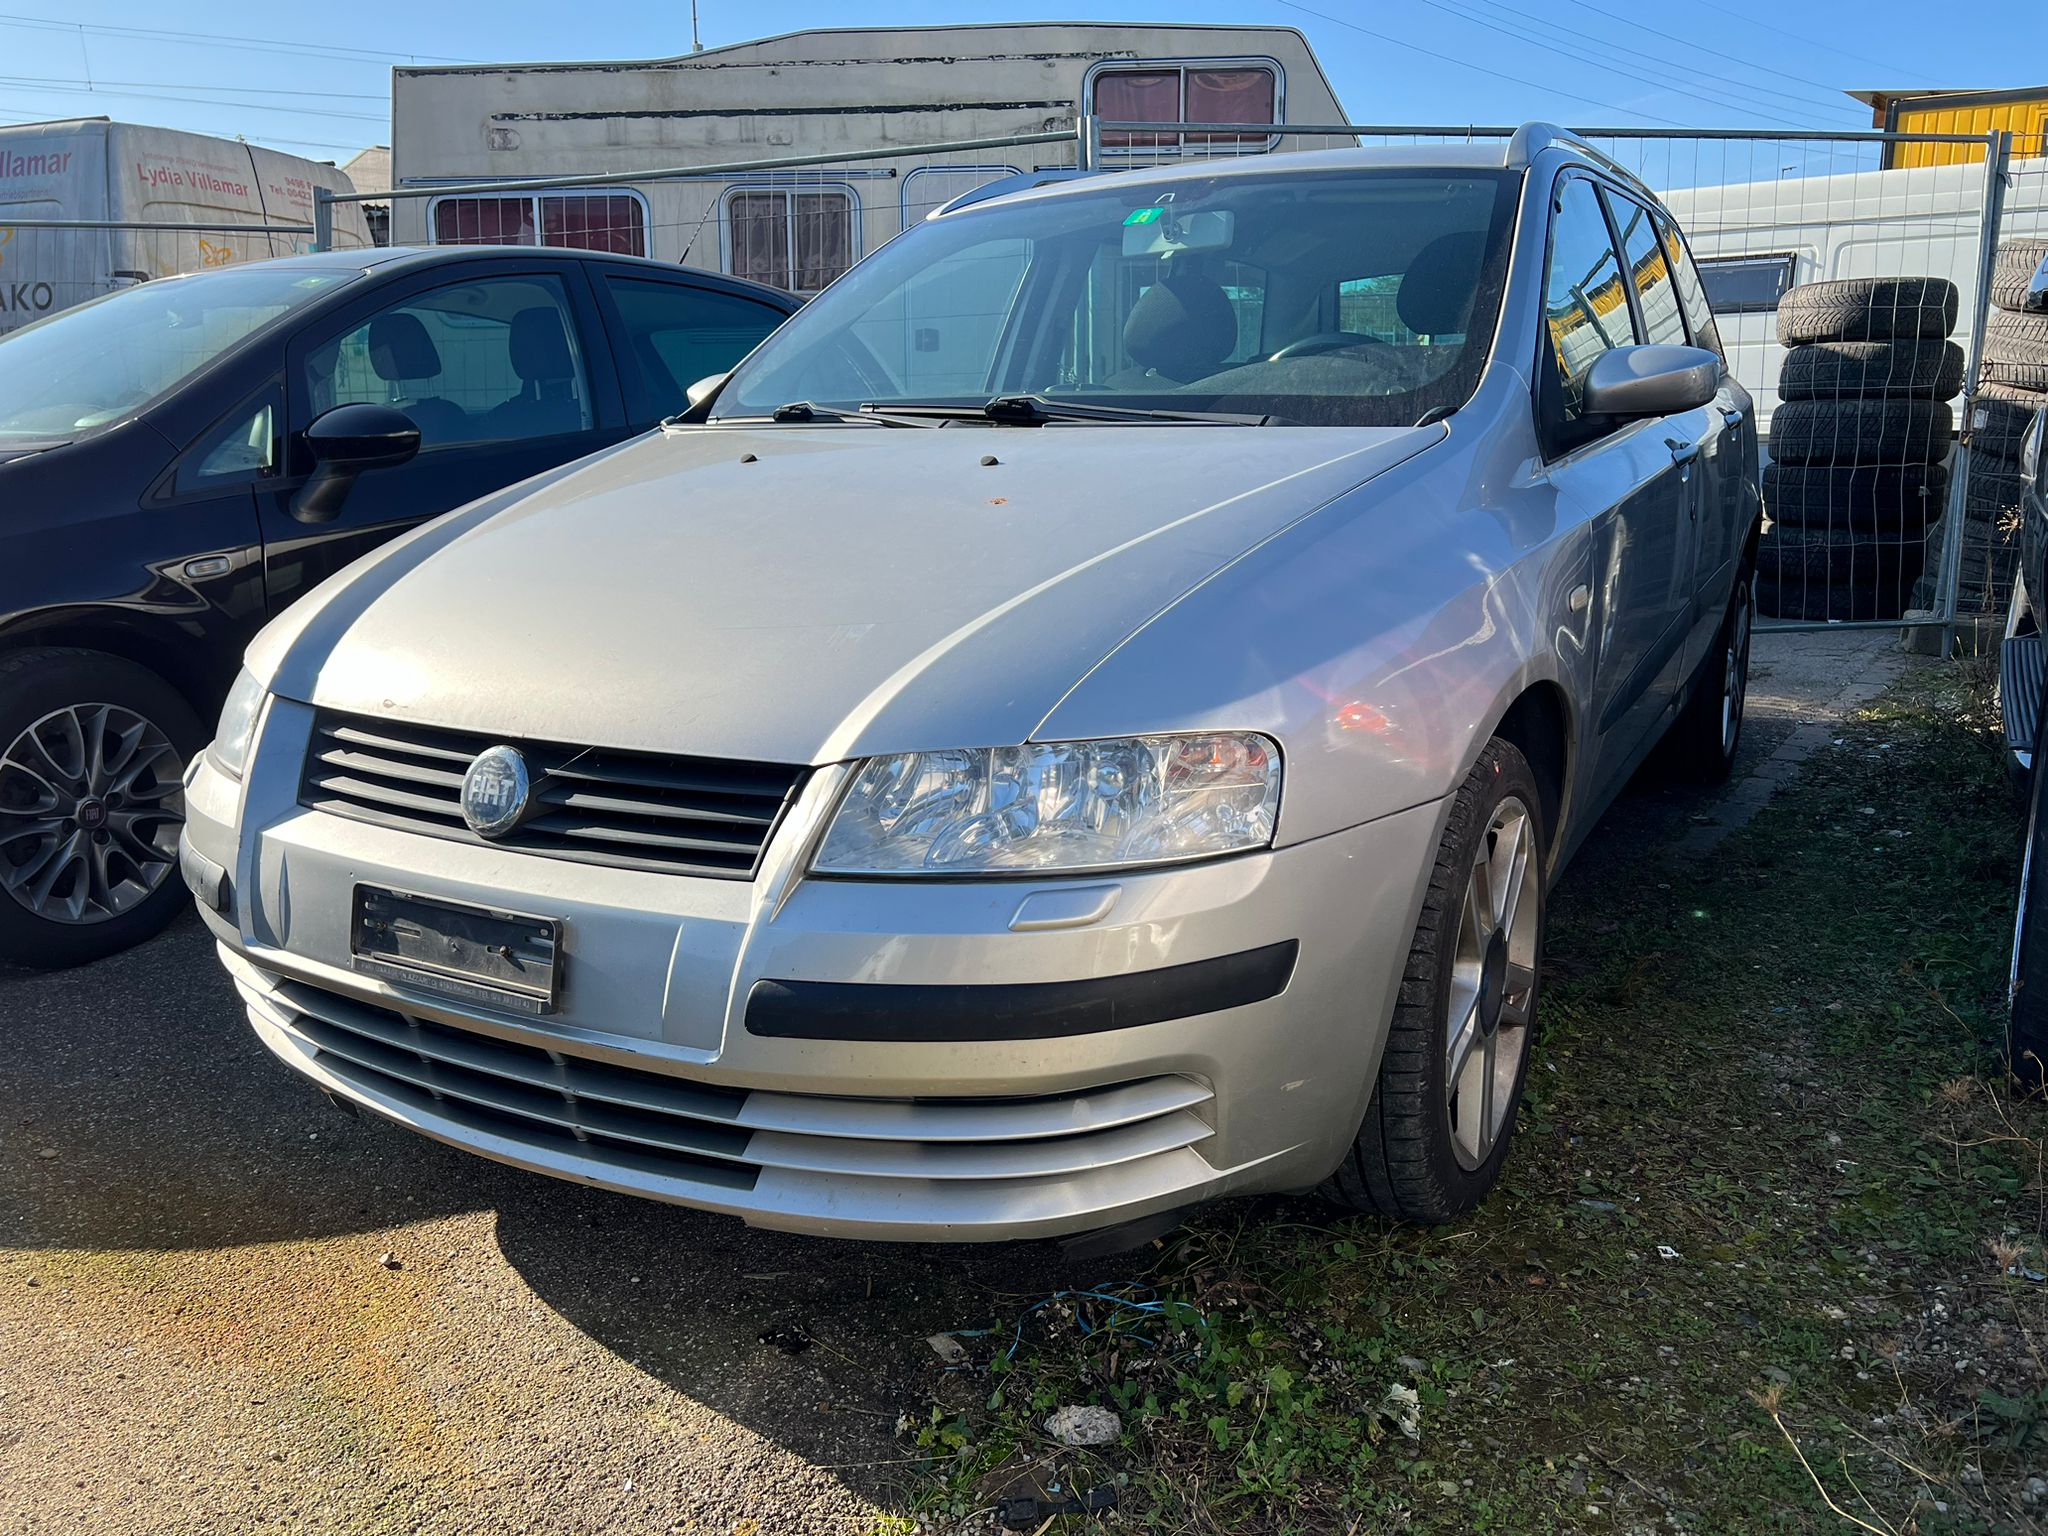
left=248, top=973, right=1213, bottom=1189
left=301, top=712, right=806, bottom=879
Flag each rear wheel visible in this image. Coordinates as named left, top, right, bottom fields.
left=1322, top=739, right=1544, bottom=1223
left=1664, top=556, right=1755, bottom=782
left=0, top=649, right=201, bottom=969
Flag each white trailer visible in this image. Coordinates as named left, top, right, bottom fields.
left=388, top=22, right=1347, bottom=293
left=0, top=118, right=372, bottom=333
left=1662, top=159, right=2048, bottom=431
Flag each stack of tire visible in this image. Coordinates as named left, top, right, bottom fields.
left=1760, top=277, right=1961, bottom=623
left=1910, top=238, right=2048, bottom=624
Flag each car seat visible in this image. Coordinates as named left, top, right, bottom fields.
left=1111, top=270, right=1239, bottom=387
left=366, top=312, right=467, bottom=446
left=482, top=307, right=585, bottom=439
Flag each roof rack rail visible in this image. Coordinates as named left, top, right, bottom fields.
left=1507, top=122, right=1657, bottom=199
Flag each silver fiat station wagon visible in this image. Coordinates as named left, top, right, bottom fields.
left=183, top=125, right=1758, bottom=1243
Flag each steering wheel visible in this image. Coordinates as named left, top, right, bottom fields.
left=1268, top=331, right=1389, bottom=361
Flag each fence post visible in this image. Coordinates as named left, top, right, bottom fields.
left=1075, top=114, right=1099, bottom=172
left=312, top=186, right=334, bottom=253
left=1937, top=128, right=2012, bottom=658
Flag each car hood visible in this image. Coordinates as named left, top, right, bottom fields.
left=260, top=422, right=1444, bottom=765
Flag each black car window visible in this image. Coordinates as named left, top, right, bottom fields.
left=1540, top=176, right=1640, bottom=450
left=176, top=386, right=281, bottom=492
left=303, top=274, right=593, bottom=450
left=1608, top=193, right=1688, bottom=349
left=602, top=277, right=787, bottom=421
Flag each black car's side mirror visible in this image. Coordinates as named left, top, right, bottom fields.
left=291, top=403, right=421, bottom=524
left=2025, top=254, right=2048, bottom=313
left=1581, top=344, right=1722, bottom=419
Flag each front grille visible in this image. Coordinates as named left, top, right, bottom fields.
left=300, top=711, right=806, bottom=879
left=242, top=975, right=1217, bottom=1194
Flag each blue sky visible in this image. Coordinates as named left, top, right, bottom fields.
left=0, top=0, right=2040, bottom=164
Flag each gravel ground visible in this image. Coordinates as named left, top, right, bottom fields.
left=0, top=630, right=1913, bottom=1535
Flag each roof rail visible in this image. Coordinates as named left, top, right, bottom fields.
left=1507, top=121, right=1658, bottom=199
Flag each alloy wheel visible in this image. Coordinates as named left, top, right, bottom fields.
left=1444, top=794, right=1539, bottom=1171
left=0, top=702, right=186, bottom=925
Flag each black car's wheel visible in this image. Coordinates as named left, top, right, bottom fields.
left=1663, top=556, right=1756, bottom=782
left=0, top=649, right=202, bottom=969
left=1322, top=738, right=1545, bottom=1223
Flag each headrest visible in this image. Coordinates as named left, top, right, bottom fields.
left=1397, top=231, right=1490, bottom=337
left=510, top=306, right=574, bottom=383
left=1122, top=272, right=1238, bottom=381
left=367, top=312, right=441, bottom=381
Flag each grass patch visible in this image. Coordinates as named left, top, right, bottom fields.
left=904, top=662, right=2047, bottom=1533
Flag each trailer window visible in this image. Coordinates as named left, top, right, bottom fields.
left=432, top=192, right=647, bottom=257
left=1091, top=62, right=1279, bottom=147
left=1695, top=254, right=1794, bottom=316
left=724, top=188, right=855, bottom=295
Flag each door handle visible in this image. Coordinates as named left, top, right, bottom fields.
left=1718, top=406, right=1745, bottom=429
left=1665, top=436, right=1701, bottom=466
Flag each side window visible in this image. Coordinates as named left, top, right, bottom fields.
left=176, top=385, right=281, bottom=492
left=301, top=274, right=593, bottom=451
left=1657, top=214, right=1729, bottom=357
left=1542, top=177, right=1639, bottom=445
left=603, top=277, right=788, bottom=421
left=1610, top=194, right=1688, bottom=348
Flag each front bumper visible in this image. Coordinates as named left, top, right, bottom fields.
left=184, top=697, right=1442, bottom=1241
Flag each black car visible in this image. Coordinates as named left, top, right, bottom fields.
left=2007, top=402, right=2048, bottom=1095
left=0, top=246, right=798, bottom=967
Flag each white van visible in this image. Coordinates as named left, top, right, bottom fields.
left=1663, top=159, right=2048, bottom=433
left=0, top=118, right=372, bottom=334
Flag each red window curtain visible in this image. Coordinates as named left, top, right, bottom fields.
left=1184, top=69, right=1276, bottom=142
left=728, top=191, right=791, bottom=288
left=1096, top=70, right=1182, bottom=147
left=541, top=195, right=646, bottom=256
left=791, top=192, right=852, bottom=292
left=432, top=197, right=534, bottom=246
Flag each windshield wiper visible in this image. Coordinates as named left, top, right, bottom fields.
left=696, top=400, right=938, bottom=427
left=868, top=395, right=1277, bottom=426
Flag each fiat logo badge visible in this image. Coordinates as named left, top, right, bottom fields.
left=461, top=745, right=531, bottom=838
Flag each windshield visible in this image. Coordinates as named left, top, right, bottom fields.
left=714, top=166, right=1518, bottom=428
left=0, top=266, right=355, bottom=445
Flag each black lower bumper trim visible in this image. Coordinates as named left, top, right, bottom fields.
left=744, top=940, right=1298, bottom=1042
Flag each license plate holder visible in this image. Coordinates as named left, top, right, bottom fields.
left=350, top=884, right=561, bottom=1016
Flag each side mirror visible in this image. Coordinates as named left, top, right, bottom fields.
left=291, top=403, right=420, bottom=524
left=1581, top=344, right=1721, bottom=420
left=2027, top=254, right=2048, bottom=313
left=2023, top=407, right=2045, bottom=489
left=669, top=372, right=729, bottom=425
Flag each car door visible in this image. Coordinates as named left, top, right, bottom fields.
left=1658, top=206, right=1754, bottom=658
left=1535, top=174, right=1697, bottom=805
left=254, top=259, right=629, bottom=612
left=588, top=271, right=794, bottom=427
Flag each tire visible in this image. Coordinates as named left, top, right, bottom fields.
left=1778, top=339, right=1963, bottom=401
left=1758, top=523, right=1926, bottom=597
left=1776, top=277, right=1959, bottom=344
left=1660, top=552, right=1754, bottom=782
left=1322, top=738, right=1544, bottom=1223
left=1767, top=398, right=1954, bottom=465
left=1981, top=310, right=2048, bottom=391
left=1756, top=574, right=1913, bottom=623
left=1762, top=462, right=1947, bottom=533
left=2012, top=702, right=2048, bottom=1096
left=1991, top=238, right=2048, bottom=313
left=1965, top=383, right=2045, bottom=462
left=0, top=648, right=202, bottom=969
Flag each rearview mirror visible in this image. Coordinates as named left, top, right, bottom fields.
left=1581, top=344, right=1721, bottom=420
left=292, top=403, right=420, bottom=524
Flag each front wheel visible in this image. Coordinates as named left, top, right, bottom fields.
left=1322, top=738, right=1546, bottom=1223
left=0, top=648, right=202, bottom=969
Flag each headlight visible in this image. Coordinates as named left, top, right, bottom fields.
left=813, top=733, right=1281, bottom=876
left=208, top=668, right=266, bottom=780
